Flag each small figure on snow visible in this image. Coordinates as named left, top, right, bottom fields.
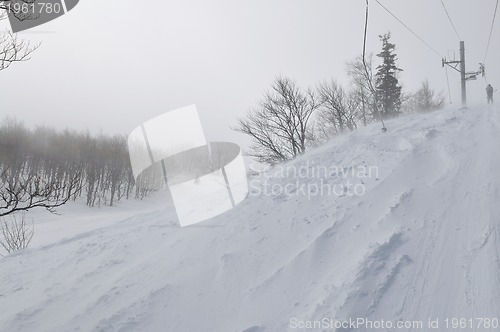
left=486, top=84, right=494, bottom=104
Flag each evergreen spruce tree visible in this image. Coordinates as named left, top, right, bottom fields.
left=375, top=32, right=403, bottom=119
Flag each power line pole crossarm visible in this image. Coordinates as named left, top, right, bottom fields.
left=442, top=41, right=485, bottom=108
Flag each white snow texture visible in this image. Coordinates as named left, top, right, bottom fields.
left=1, top=105, right=500, bottom=331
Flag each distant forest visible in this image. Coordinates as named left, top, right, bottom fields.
left=0, top=118, right=142, bottom=211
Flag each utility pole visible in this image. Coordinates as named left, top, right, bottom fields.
left=459, top=41, right=466, bottom=106
left=442, top=41, right=485, bottom=108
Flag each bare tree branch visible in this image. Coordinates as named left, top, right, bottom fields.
left=315, top=80, right=362, bottom=141
left=0, top=169, right=82, bottom=217
left=0, top=212, right=34, bottom=256
left=234, top=77, right=319, bottom=165
left=0, top=31, right=39, bottom=70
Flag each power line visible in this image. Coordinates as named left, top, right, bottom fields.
left=439, top=0, right=461, bottom=40
left=484, top=0, right=499, bottom=63
left=444, top=65, right=452, bottom=104
left=363, top=0, right=387, bottom=132
left=375, top=0, right=443, bottom=59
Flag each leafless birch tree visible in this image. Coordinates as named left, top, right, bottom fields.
left=234, top=77, right=319, bottom=165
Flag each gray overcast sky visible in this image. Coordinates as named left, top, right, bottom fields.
left=1, top=0, right=498, bottom=149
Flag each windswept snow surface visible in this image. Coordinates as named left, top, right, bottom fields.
left=1, top=106, right=500, bottom=331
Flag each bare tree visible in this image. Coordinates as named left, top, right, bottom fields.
left=0, top=32, right=37, bottom=70
left=0, top=169, right=81, bottom=217
left=404, top=80, right=445, bottom=113
left=346, top=54, right=376, bottom=126
left=0, top=118, right=139, bottom=210
left=234, top=76, right=319, bottom=165
left=0, top=3, right=38, bottom=71
left=0, top=212, right=33, bottom=255
left=105, top=135, right=130, bottom=207
left=316, top=80, right=361, bottom=140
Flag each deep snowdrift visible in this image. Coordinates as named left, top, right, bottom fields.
left=1, top=106, right=500, bottom=332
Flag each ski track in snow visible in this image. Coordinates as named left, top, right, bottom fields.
left=1, top=106, right=500, bottom=332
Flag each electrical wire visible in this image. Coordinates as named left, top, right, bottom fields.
left=363, top=0, right=387, bottom=132
left=374, top=0, right=443, bottom=59
left=484, top=0, right=499, bottom=63
left=439, top=0, right=461, bottom=41
left=444, top=65, right=452, bottom=104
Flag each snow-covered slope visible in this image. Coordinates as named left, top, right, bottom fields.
left=1, top=106, right=500, bottom=332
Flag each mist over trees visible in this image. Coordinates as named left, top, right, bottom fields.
left=0, top=6, right=42, bottom=253
left=346, top=54, right=377, bottom=127
left=236, top=32, right=444, bottom=165
left=405, top=80, right=446, bottom=113
left=315, top=80, right=360, bottom=140
left=0, top=118, right=138, bottom=216
left=0, top=118, right=161, bottom=254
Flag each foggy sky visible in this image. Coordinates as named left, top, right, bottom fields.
left=1, top=0, right=498, bottom=149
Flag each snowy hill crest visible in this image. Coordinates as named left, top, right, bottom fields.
left=1, top=106, right=500, bottom=331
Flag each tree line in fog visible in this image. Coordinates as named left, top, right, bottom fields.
left=0, top=118, right=145, bottom=216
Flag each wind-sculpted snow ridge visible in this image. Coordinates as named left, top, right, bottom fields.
left=1, top=106, right=499, bottom=332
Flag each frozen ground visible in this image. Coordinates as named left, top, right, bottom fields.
left=1, top=105, right=499, bottom=331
